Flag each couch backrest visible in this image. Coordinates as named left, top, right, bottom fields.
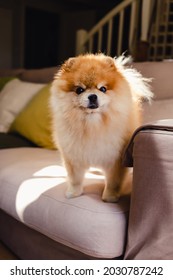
left=1, top=61, right=173, bottom=99
left=0, top=67, right=58, bottom=84
left=18, top=67, right=58, bottom=83
left=0, top=69, right=24, bottom=77
left=133, top=61, right=173, bottom=100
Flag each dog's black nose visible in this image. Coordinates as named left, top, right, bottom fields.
left=88, top=94, right=97, bottom=102
left=88, top=94, right=98, bottom=109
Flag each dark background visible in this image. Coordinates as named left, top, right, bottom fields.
left=0, top=0, right=122, bottom=69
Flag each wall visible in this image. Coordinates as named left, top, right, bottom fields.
left=0, top=0, right=96, bottom=68
left=59, top=10, right=95, bottom=62
left=0, top=7, right=12, bottom=68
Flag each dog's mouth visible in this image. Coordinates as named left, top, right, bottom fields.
left=79, top=105, right=100, bottom=114
left=87, top=103, right=98, bottom=109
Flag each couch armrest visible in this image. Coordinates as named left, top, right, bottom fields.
left=123, top=119, right=173, bottom=167
left=123, top=119, right=173, bottom=259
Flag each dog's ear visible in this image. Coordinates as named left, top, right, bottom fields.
left=105, top=56, right=116, bottom=69
left=62, top=57, right=76, bottom=72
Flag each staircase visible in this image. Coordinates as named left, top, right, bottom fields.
left=76, top=0, right=173, bottom=61
left=149, top=0, right=173, bottom=60
left=76, top=0, right=141, bottom=57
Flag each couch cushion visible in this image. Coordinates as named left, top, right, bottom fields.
left=0, top=79, right=45, bottom=132
left=10, top=85, right=55, bottom=150
left=0, top=148, right=130, bottom=259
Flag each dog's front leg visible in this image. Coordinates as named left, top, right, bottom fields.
left=102, top=159, right=126, bottom=203
left=64, top=159, right=85, bottom=198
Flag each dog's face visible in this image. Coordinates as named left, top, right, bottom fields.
left=53, top=54, right=129, bottom=115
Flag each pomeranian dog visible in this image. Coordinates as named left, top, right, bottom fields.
left=50, top=53, right=153, bottom=202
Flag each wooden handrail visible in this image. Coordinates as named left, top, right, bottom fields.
left=76, top=0, right=140, bottom=56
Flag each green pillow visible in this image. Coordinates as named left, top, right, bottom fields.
left=0, top=77, right=15, bottom=91
left=10, top=84, right=56, bottom=149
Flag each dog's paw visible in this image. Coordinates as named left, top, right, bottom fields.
left=102, top=189, right=120, bottom=203
left=65, top=185, right=83, bottom=199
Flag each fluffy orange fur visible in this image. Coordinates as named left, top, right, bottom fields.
left=50, top=53, right=153, bottom=202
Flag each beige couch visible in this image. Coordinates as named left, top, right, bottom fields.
left=0, top=61, right=173, bottom=260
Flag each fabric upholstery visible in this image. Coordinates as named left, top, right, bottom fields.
left=0, top=148, right=130, bottom=259
left=0, top=209, right=100, bottom=260
left=0, top=67, right=57, bottom=83
left=19, top=67, right=58, bottom=83
left=124, top=120, right=173, bottom=260
left=134, top=61, right=173, bottom=100
left=142, top=99, right=173, bottom=124
left=0, top=69, right=24, bottom=77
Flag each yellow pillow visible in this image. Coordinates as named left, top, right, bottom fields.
left=10, top=84, right=56, bottom=149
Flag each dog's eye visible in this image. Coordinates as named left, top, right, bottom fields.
left=75, top=87, right=85, bottom=95
left=99, top=86, right=107, bottom=93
